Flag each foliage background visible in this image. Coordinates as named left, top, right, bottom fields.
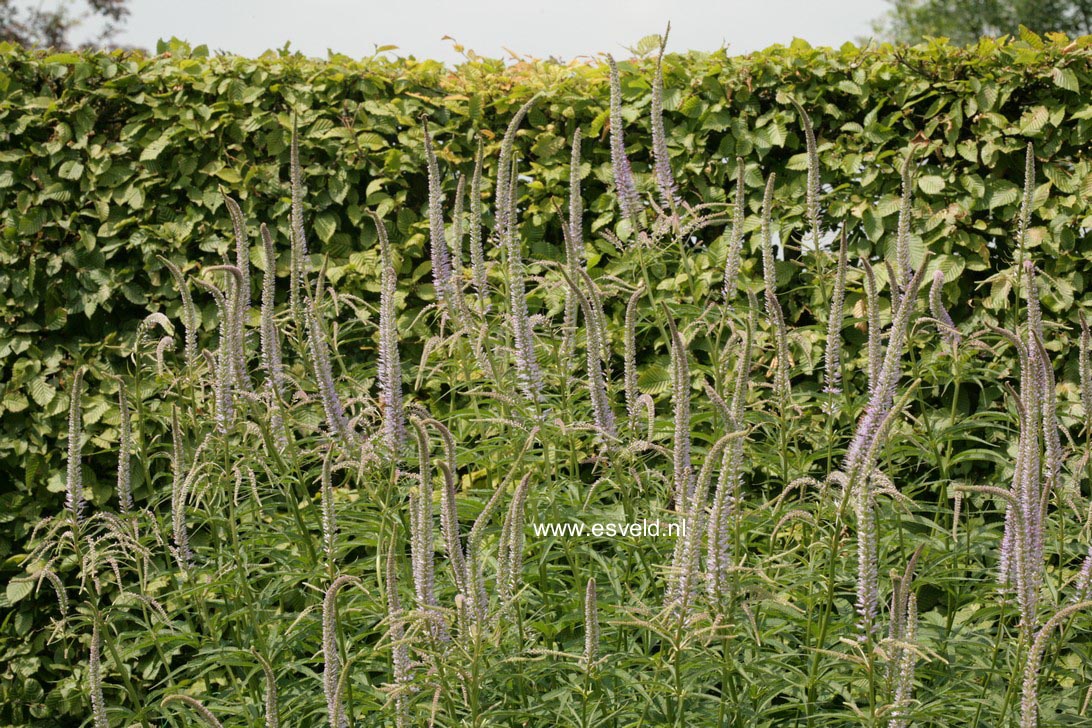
left=0, top=31, right=1090, bottom=719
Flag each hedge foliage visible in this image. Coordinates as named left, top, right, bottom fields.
left=0, top=31, right=1090, bottom=568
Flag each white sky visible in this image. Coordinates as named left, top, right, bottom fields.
left=69, top=0, right=890, bottom=62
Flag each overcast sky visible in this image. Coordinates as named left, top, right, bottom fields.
left=74, top=0, right=891, bottom=62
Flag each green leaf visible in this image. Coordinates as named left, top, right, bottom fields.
left=1018, top=106, right=1049, bottom=135
left=139, top=134, right=173, bottom=162
left=57, top=161, right=84, bottom=180
left=215, top=167, right=242, bottom=184
left=313, top=212, right=338, bottom=243
left=917, top=175, right=945, bottom=194
left=1051, top=67, right=1079, bottom=92
left=28, top=378, right=56, bottom=407
left=637, top=363, right=671, bottom=395
left=6, top=578, right=33, bottom=604
left=862, top=208, right=884, bottom=242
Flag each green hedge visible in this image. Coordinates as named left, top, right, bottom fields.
left=0, top=33, right=1091, bottom=563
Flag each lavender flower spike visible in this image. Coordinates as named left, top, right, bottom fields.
left=90, top=620, right=107, bottom=728
left=422, top=118, right=454, bottom=311
left=503, top=156, right=544, bottom=404
left=322, top=575, right=361, bottom=728
left=789, top=98, right=821, bottom=253
left=569, top=128, right=586, bottom=266
left=385, top=539, right=412, bottom=727
left=223, top=194, right=251, bottom=312
left=929, top=269, right=960, bottom=349
left=1080, top=311, right=1092, bottom=426
left=65, top=367, right=85, bottom=520
left=607, top=54, right=641, bottom=222
left=650, top=26, right=678, bottom=209
left=665, top=309, right=693, bottom=512
left=371, top=212, right=406, bottom=452
left=158, top=256, right=198, bottom=366
left=469, top=137, right=489, bottom=314
left=823, top=228, right=848, bottom=401
left=722, top=159, right=746, bottom=301
left=305, top=296, right=357, bottom=447
left=1021, top=601, right=1092, bottom=728
left=583, top=577, right=599, bottom=669
left=895, top=152, right=915, bottom=291
left=115, top=377, right=134, bottom=513
left=320, top=449, right=338, bottom=568
left=289, top=119, right=310, bottom=321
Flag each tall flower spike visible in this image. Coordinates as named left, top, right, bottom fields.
left=569, top=128, right=585, bottom=266
left=1026, top=264, right=1063, bottom=508
left=843, top=261, right=929, bottom=484
left=760, top=173, right=778, bottom=303
left=563, top=128, right=589, bottom=379
left=1018, top=142, right=1035, bottom=253
left=1080, top=311, right=1092, bottom=427
left=559, top=268, right=615, bottom=439
left=823, top=227, right=848, bottom=401
left=305, top=296, right=356, bottom=447
left=668, top=431, right=738, bottom=613
left=498, top=473, right=532, bottom=606
left=251, top=650, right=279, bottom=728
left=767, top=290, right=793, bottom=409
left=491, top=98, right=544, bottom=402
left=1073, top=545, right=1092, bottom=603
left=195, top=279, right=234, bottom=432
left=161, top=695, right=225, bottom=728
left=929, top=269, right=959, bottom=349
left=722, top=159, right=746, bottom=301
left=502, top=152, right=544, bottom=404
left=289, top=118, right=310, bottom=323
left=259, top=224, right=284, bottom=394
left=385, top=539, right=412, bottom=727
left=559, top=213, right=581, bottom=385
left=115, top=377, right=133, bottom=513
left=624, top=284, right=645, bottom=428
left=578, top=268, right=611, bottom=363
left=206, top=264, right=251, bottom=393
left=861, top=259, right=883, bottom=398
left=855, top=470, right=880, bottom=636
left=665, top=308, right=693, bottom=512
left=888, top=592, right=919, bottom=728
left=650, top=25, right=677, bottom=209
left=409, top=422, right=445, bottom=640
left=789, top=98, right=821, bottom=253
left=469, top=137, right=489, bottom=314
left=322, top=575, right=360, bottom=728
left=583, top=577, right=599, bottom=669
left=223, top=194, right=251, bottom=312
left=371, top=212, right=405, bottom=451
left=760, top=177, right=792, bottom=408
left=494, top=96, right=537, bottom=247
left=259, top=224, right=287, bottom=449
left=1021, top=601, right=1092, bottom=728
left=422, top=117, right=454, bottom=311
left=465, top=456, right=530, bottom=625
left=320, top=449, right=338, bottom=568
left=895, top=152, right=915, bottom=291
left=707, top=324, right=752, bottom=602
left=65, top=367, right=85, bottom=519
left=90, top=620, right=107, bottom=728
left=158, top=256, right=198, bottom=367
left=451, top=174, right=466, bottom=289
left=421, top=416, right=468, bottom=594
left=606, top=55, right=641, bottom=221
